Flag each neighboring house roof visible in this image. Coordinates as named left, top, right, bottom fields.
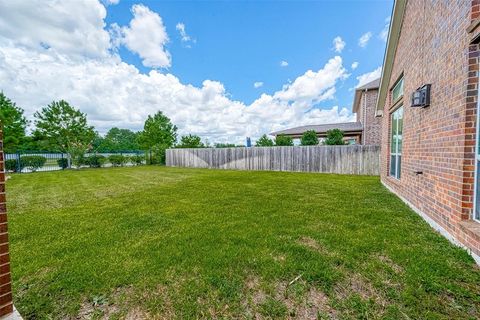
left=270, top=122, right=363, bottom=136
left=375, top=0, right=407, bottom=116
left=352, top=78, right=381, bottom=113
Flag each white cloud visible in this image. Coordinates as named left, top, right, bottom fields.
left=351, top=62, right=359, bottom=70
left=0, top=0, right=111, bottom=59
left=379, top=16, right=391, bottom=42
left=273, top=56, right=348, bottom=103
left=333, top=36, right=345, bottom=53
left=0, top=0, right=355, bottom=144
left=175, top=22, right=195, bottom=47
left=253, top=82, right=264, bottom=88
left=358, top=32, right=372, bottom=48
left=120, top=4, right=171, bottom=68
left=356, top=67, right=382, bottom=88
left=280, top=60, right=289, bottom=67
left=102, top=0, right=119, bottom=5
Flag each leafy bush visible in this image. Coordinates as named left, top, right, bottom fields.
left=71, top=154, right=85, bottom=168
left=20, top=155, right=46, bottom=172
left=130, top=154, right=145, bottom=165
left=255, top=134, right=274, bottom=147
left=176, top=134, right=205, bottom=148
left=57, top=158, right=69, bottom=169
left=84, top=155, right=106, bottom=168
left=5, top=159, right=18, bottom=172
left=300, top=130, right=319, bottom=146
left=324, top=129, right=346, bottom=145
left=108, top=154, right=127, bottom=167
left=275, top=135, right=293, bottom=146
left=146, top=147, right=166, bottom=165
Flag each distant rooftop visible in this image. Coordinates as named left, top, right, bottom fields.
left=352, top=78, right=381, bottom=113
left=356, top=78, right=381, bottom=91
left=270, top=122, right=363, bottom=137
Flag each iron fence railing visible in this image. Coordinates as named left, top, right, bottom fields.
left=4, top=151, right=148, bottom=173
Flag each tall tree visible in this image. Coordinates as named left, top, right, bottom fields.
left=176, top=134, right=205, bottom=148
left=33, top=100, right=95, bottom=164
left=0, top=93, right=28, bottom=152
left=255, top=134, right=274, bottom=147
left=324, top=129, right=346, bottom=145
left=300, top=130, right=319, bottom=146
left=275, top=134, right=294, bottom=146
left=98, top=127, right=140, bottom=152
left=138, top=111, right=177, bottom=163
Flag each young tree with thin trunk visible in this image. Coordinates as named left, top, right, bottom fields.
left=33, top=100, right=95, bottom=167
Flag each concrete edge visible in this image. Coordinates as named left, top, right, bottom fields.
left=381, top=181, right=480, bottom=265
left=0, top=306, right=22, bottom=320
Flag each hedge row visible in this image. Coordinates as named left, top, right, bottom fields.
left=5, top=154, right=146, bottom=172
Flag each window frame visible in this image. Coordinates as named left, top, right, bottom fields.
left=387, top=72, right=405, bottom=180
left=391, top=76, right=404, bottom=106
left=389, top=105, right=403, bottom=180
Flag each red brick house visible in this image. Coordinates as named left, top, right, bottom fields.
left=377, top=0, right=480, bottom=263
left=271, top=78, right=382, bottom=145
left=0, top=129, right=14, bottom=318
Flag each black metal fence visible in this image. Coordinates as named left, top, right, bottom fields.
left=4, top=151, right=148, bottom=173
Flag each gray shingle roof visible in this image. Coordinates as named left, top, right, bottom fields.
left=356, top=78, right=380, bottom=91
left=270, top=122, right=363, bottom=136
left=352, top=78, right=381, bottom=113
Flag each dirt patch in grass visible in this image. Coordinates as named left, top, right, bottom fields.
left=124, top=307, right=151, bottom=320
left=335, top=274, right=384, bottom=303
left=279, top=280, right=337, bottom=319
left=75, top=286, right=154, bottom=320
left=378, top=255, right=404, bottom=274
left=297, top=236, right=338, bottom=260
left=244, top=275, right=337, bottom=319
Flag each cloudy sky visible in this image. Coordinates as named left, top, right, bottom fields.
left=0, top=0, right=392, bottom=144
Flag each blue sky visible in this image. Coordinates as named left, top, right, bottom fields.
left=107, top=0, right=392, bottom=106
left=0, top=0, right=392, bottom=143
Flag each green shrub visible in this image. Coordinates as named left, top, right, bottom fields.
left=275, top=135, right=294, bottom=146
left=255, top=134, right=274, bottom=147
left=108, top=154, right=126, bottom=167
left=300, top=130, right=319, bottom=146
left=324, top=129, right=346, bottom=145
left=130, top=154, right=145, bottom=166
left=84, top=155, right=106, bottom=168
left=146, top=151, right=165, bottom=165
left=57, top=158, right=69, bottom=169
left=20, top=155, right=46, bottom=172
left=5, top=159, right=18, bottom=172
left=71, top=154, right=85, bottom=168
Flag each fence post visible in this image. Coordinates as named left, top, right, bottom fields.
left=15, top=152, right=21, bottom=173
left=67, top=153, right=71, bottom=169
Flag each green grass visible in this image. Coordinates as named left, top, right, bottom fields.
left=6, top=166, right=480, bottom=319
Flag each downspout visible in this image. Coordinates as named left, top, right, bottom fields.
left=362, top=88, right=368, bottom=145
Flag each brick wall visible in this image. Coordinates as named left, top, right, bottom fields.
left=0, top=129, right=13, bottom=317
left=359, top=89, right=382, bottom=145
left=380, top=0, right=480, bottom=258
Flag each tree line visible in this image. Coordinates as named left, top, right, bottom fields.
left=255, top=129, right=347, bottom=147
left=0, top=92, right=347, bottom=161
left=0, top=93, right=185, bottom=164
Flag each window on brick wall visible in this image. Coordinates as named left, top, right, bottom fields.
left=392, top=77, right=404, bottom=104
left=390, top=106, right=403, bottom=179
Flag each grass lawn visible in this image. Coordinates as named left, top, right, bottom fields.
left=6, top=166, right=480, bottom=319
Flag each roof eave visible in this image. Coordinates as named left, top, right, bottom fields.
left=352, top=90, right=363, bottom=113
left=375, top=0, right=407, bottom=117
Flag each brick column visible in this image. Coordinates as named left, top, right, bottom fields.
left=0, top=129, right=13, bottom=317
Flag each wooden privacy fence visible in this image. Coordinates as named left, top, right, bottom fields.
left=166, top=145, right=380, bottom=175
